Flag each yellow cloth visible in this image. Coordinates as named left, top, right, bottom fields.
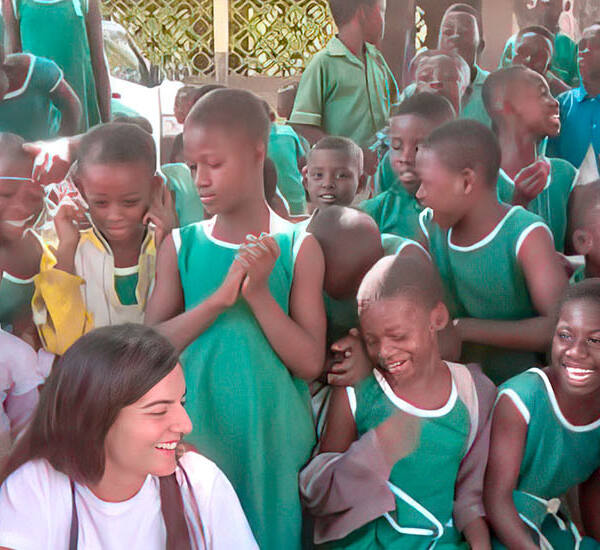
left=32, top=227, right=156, bottom=355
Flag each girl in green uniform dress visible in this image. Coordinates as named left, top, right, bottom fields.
left=485, top=280, right=600, bottom=549
left=415, top=120, right=568, bottom=384
left=482, top=65, right=577, bottom=252
left=145, top=89, right=326, bottom=550
left=0, top=134, right=44, bottom=333
left=308, top=256, right=493, bottom=549
left=4, top=0, right=111, bottom=130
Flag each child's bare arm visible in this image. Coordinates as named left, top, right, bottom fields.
left=241, top=234, right=326, bottom=381
left=319, top=387, right=357, bottom=453
left=86, top=0, right=111, bottom=122
left=456, top=226, right=568, bottom=351
left=484, top=396, right=538, bottom=550
left=580, top=467, right=600, bottom=540
left=50, top=80, right=83, bottom=137
left=145, top=235, right=245, bottom=353
left=292, top=124, right=327, bottom=147
left=3, top=0, right=22, bottom=52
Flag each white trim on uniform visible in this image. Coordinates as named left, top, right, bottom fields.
left=448, top=206, right=520, bottom=252
left=531, top=368, right=600, bottom=432
left=346, top=386, right=357, bottom=418
left=396, top=239, right=431, bottom=261
left=515, top=222, right=554, bottom=257
left=172, top=227, right=182, bottom=254
left=3, top=54, right=36, bottom=100
left=2, top=272, right=35, bottom=284
left=114, top=265, right=140, bottom=277
left=373, top=365, right=457, bottom=418
left=497, top=389, right=531, bottom=424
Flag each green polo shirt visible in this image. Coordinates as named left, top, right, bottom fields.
left=290, top=37, right=399, bottom=149
left=398, top=65, right=491, bottom=127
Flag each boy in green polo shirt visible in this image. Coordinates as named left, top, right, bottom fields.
left=482, top=65, right=577, bottom=252
left=360, top=92, right=455, bottom=243
left=289, top=0, right=399, bottom=175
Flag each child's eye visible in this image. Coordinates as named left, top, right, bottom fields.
left=207, top=161, right=223, bottom=169
left=149, top=410, right=168, bottom=416
left=336, top=173, right=349, bottom=180
left=588, top=337, right=600, bottom=345
left=558, top=331, right=572, bottom=341
left=93, top=201, right=108, bottom=208
left=123, top=200, right=139, bottom=207
left=187, top=163, right=197, bottom=173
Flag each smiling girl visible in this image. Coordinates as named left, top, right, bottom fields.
left=485, top=279, right=600, bottom=549
left=0, top=324, right=257, bottom=549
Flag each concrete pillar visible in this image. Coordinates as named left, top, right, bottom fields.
left=213, top=0, right=229, bottom=83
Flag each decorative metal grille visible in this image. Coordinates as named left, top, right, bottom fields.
left=228, top=0, right=335, bottom=76
left=415, top=5, right=428, bottom=53
left=102, top=0, right=214, bottom=79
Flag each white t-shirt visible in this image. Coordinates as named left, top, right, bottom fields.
left=0, top=330, right=50, bottom=438
left=0, top=452, right=258, bottom=550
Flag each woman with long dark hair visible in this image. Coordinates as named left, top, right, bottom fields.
left=0, top=324, right=257, bottom=549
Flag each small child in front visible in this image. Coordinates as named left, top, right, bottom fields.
left=302, top=255, right=493, bottom=549
left=483, top=65, right=576, bottom=252
left=416, top=119, right=568, bottom=384
left=303, top=136, right=367, bottom=213
left=33, top=123, right=168, bottom=355
left=361, top=92, right=455, bottom=242
left=145, top=88, right=326, bottom=550
left=485, top=280, right=600, bottom=548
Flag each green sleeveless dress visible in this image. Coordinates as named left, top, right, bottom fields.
left=420, top=206, right=547, bottom=384
left=496, top=158, right=576, bottom=252
left=0, top=272, right=34, bottom=330
left=15, top=0, right=101, bottom=130
left=322, top=367, right=470, bottom=549
left=0, top=54, right=62, bottom=141
left=495, top=369, right=600, bottom=549
left=174, top=213, right=316, bottom=550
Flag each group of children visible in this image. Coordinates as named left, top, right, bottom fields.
left=1, top=0, right=600, bottom=548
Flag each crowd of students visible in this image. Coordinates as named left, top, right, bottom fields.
left=1, top=0, right=600, bottom=548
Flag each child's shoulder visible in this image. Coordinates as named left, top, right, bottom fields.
left=548, top=156, right=578, bottom=181
left=498, top=368, right=548, bottom=420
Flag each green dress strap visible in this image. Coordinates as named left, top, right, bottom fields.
left=16, top=0, right=100, bottom=130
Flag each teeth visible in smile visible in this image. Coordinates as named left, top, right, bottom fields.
left=156, top=442, right=177, bottom=450
left=565, top=366, right=594, bottom=381
left=320, top=194, right=335, bottom=199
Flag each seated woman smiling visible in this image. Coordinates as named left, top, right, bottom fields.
left=0, top=324, right=257, bottom=550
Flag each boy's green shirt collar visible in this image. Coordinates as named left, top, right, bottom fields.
left=326, top=36, right=381, bottom=67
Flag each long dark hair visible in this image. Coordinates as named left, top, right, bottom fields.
left=1, top=324, right=179, bottom=485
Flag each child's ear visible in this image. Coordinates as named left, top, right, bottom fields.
left=430, top=302, right=449, bottom=332
left=461, top=168, right=475, bottom=195
left=357, top=173, right=368, bottom=195
left=573, top=228, right=593, bottom=256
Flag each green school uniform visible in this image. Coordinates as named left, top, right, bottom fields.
left=398, top=65, right=491, bottom=127
left=290, top=37, right=400, bottom=149
left=570, top=265, right=585, bottom=284
left=500, top=32, right=580, bottom=88
left=420, top=206, right=547, bottom=384
left=14, top=0, right=101, bottom=130
left=113, top=266, right=139, bottom=307
left=0, top=272, right=34, bottom=330
left=268, top=123, right=307, bottom=215
left=495, top=369, right=600, bottom=549
left=374, top=150, right=398, bottom=195
left=160, top=163, right=204, bottom=227
left=0, top=54, right=62, bottom=141
left=360, top=180, right=424, bottom=243
left=496, top=158, right=577, bottom=252
left=324, top=367, right=470, bottom=549
left=174, top=213, right=315, bottom=550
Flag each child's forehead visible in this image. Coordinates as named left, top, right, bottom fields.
left=390, top=114, right=436, bottom=137
left=308, top=148, right=359, bottom=168
left=517, top=31, right=553, bottom=50
left=441, top=11, right=477, bottom=29
left=79, top=162, right=155, bottom=190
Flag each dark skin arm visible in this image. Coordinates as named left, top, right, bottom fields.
left=319, top=386, right=358, bottom=453
left=3, top=0, right=22, bottom=53
left=86, top=0, right=111, bottom=122
left=50, top=79, right=83, bottom=137
left=484, top=395, right=538, bottom=550
left=144, top=234, right=247, bottom=353
left=290, top=123, right=326, bottom=147
left=580, top=467, right=600, bottom=540
left=457, top=226, right=568, bottom=352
